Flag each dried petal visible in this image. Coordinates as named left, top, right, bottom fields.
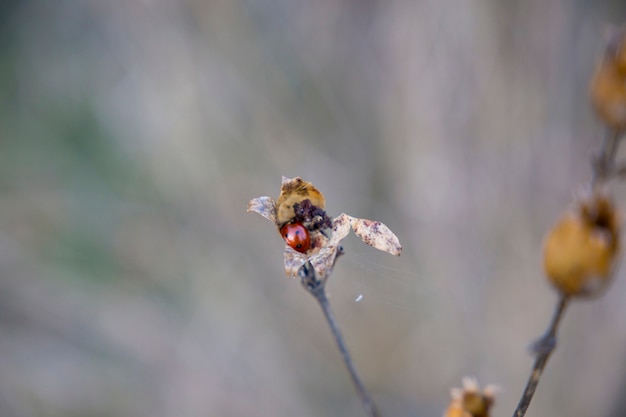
left=306, top=215, right=352, bottom=278
left=309, top=246, right=340, bottom=280
left=284, top=247, right=308, bottom=279
left=247, top=196, right=277, bottom=223
left=349, top=216, right=402, bottom=256
left=276, top=177, right=325, bottom=225
left=328, top=214, right=353, bottom=245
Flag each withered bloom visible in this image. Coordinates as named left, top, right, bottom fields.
left=443, top=377, right=499, bottom=417
left=543, top=190, right=621, bottom=297
left=248, top=177, right=402, bottom=279
left=590, top=26, right=626, bottom=130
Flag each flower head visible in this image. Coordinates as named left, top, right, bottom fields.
left=443, top=377, right=499, bottom=417
left=590, top=26, right=626, bottom=130
left=248, top=177, right=402, bottom=279
left=543, top=189, right=621, bottom=297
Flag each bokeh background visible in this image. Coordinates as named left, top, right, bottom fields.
left=2, top=1, right=626, bottom=416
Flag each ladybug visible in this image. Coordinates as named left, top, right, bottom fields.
left=280, top=222, right=310, bottom=253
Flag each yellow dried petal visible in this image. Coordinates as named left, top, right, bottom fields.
left=276, top=177, right=325, bottom=225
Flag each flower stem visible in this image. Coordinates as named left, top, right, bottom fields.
left=592, top=129, right=621, bottom=188
left=512, top=295, right=569, bottom=417
left=514, top=126, right=623, bottom=417
left=300, top=263, right=381, bottom=417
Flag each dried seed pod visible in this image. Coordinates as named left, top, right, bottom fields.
left=543, top=191, right=621, bottom=297
left=607, top=26, right=626, bottom=75
left=443, top=377, right=498, bottom=417
left=590, top=27, right=626, bottom=130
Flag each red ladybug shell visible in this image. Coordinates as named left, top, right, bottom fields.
left=280, top=222, right=310, bottom=253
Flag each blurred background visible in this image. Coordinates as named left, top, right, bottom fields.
left=2, top=0, right=626, bottom=416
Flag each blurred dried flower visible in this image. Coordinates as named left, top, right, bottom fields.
left=443, top=377, right=499, bottom=417
left=590, top=26, right=626, bottom=130
left=247, top=176, right=402, bottom=279
left=543, top=190, right=621, bottom=297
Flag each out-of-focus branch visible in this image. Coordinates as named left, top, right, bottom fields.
left=513, top=127, right=623, bottom=417
left=512, top=296, right=569, bottom=417
left=591, top=129, right=622, bottom=188
left=299, top=262, right=381, bottom=417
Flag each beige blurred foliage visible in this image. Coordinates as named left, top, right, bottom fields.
left=2, top=1, right=626, bottom=417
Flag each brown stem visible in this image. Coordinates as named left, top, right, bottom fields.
left=512, top=296, right=570, bottom=417
left=513, top=126, right=623, bottom=417
left=591, top=129, right=621, bottom=188
left=299, top=263, right=381, bottom=417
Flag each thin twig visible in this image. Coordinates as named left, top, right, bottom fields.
left=512, top=295, right=569, bottom=417
left=591, top=129, right=621, bottom=188
left=299, top=263, right=381, bottom=417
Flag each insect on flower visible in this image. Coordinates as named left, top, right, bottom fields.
left=247, top=176, right=402, bottom=279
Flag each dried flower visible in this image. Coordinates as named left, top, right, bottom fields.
left=248, top=176, right=402, bottom=279
left=543, top=190, right=621, bottom=297
left=590, top=26, right=626, bottom=130
left=443, top=377, right=499, bottom=417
